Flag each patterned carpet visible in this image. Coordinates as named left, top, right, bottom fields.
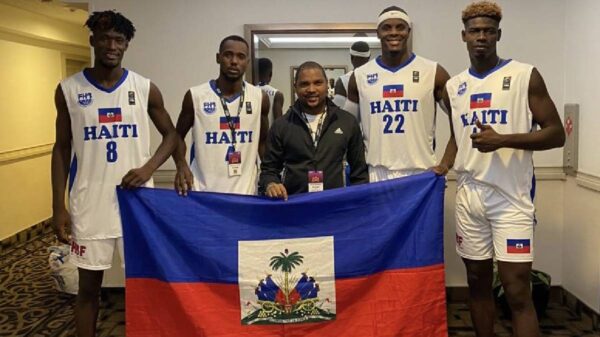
left=1, top=230, right=598, bottom=336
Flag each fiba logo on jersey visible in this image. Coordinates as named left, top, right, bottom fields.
left=203, top=101, right=217, bottom=114
left=367, top=73, right=378, bottom=85
left=128, top=91, right=136, bottom=105
left=502, top=77, right=511, bottom=90
left=77, top=93, right=93, bottom=107
left=412, top=71, right=420, bottom=83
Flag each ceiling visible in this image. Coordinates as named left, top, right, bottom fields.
left=0, top=0, right=88, bottom=24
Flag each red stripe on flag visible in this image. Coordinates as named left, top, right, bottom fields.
left=507, top=246, right=531, bottom=253
left=470, top=100, right=491, bottom=109
left=99, top=115, right=122, bottom=123
left=126, top=264, right=447, bottom=337
left=382, top=91, right=403, bottom=98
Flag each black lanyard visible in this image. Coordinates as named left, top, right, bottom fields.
left=215, top=82, right=245, bottom=152
left=302, top=106, right=327, bottom=148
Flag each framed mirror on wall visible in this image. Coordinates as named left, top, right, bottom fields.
left=245, top=23, right=398, bottom=109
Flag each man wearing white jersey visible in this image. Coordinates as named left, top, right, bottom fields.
left=173, top=35, right=269, bottom=196
left=258, top=58, right=284, bottom=127
left=333, top=41, right=371, bottom=112
left=51, top=11, right=177, bottom=337
left=435, top=2, right=565, bottom=336
left=344, top=6, right=451, bottom=182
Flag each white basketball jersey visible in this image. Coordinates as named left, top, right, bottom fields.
left=258, top=83, right=279, bottom=127
left=61, top=69, right=153, bottom=240
left=340, top=71, right=352, bottom=93
left=354, top=54, right=438, bottom=172
left=446, top=59, right=535, bottom=213
left=189, top=80, right=262, bottom=195
left=335, top=71, right=352, bottom=108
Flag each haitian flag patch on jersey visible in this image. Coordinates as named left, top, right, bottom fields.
left=98, top=108, right=122, bottom=123
left=219, top=116, right=240, bottom=130
left=470, top=93, right=492, bottom=109
left=382, top=84, right=404, bottom=98
left=507, top=239, right=531, bottom=254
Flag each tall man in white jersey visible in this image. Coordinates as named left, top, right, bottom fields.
left=257, top=58, right=284, bottom=127
left=173, top=36, right=269, bottom=196
left=435, top=2, right=565, bottom=336
left=51, top=10, right=177, bottom=337
left=344, top=6, right=451, bottom=182
left=333, top=41, right=371, bottom=111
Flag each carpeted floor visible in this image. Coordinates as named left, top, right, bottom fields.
left=1, top=230, right=598, bottom=336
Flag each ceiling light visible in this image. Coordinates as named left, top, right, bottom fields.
left=268, top=36, right=380, bottom=44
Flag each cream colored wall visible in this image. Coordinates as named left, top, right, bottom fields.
left=0, top=155, right=53, bottom=239
left=563, top=0, right=600, bottom=313
left=0, top=39, right=61, bottom=150
left=0, top=5, right=89, bottom=240
left=563, top=177, right=600, bottom=312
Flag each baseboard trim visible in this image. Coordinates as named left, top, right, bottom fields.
left=576, top=171, right=600, bottom=192
left=0, top=218, right=52, bottom=255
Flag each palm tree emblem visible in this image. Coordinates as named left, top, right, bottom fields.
left=269, top=249, right=304, bottom=312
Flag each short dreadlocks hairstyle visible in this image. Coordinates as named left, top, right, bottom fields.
left=462, top=1, right=502, bottom=24
left=85, top=10, right=136, bottom=41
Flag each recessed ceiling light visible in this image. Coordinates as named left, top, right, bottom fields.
left=268, top=36, right=380, bottom=44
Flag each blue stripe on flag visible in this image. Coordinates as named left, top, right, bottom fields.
left=117, top=172, right=445, bottom=284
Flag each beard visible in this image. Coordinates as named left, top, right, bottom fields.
left=300, top=97, right=326, bottom=114
left=220, top=69, right=244, bottom=82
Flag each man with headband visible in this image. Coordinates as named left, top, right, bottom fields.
left=333, top=41, right=371, bottom=111
left=437, top=2, right=564, bottom=336
left=344, top=6, right=452, bottom=182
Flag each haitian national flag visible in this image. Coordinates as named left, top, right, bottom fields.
left=98, top=107, right=122, bottom=123
left=117, top=172, right=447, bottom=337
left=470, top=93, right=492, bottom=109
left=382, top=84, right=404, bottom=98
left=220, top=116, right=240, bottom=130
left=507, top=239, right=531, bottom=254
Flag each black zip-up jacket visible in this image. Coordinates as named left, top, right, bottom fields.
left=259, top=99, right=368, bottom=195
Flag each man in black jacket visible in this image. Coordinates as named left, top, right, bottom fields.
left=260, top=61, right=368, bottom=199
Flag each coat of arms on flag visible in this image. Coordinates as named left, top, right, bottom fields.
left=239, top=237, right=336, bottom=325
